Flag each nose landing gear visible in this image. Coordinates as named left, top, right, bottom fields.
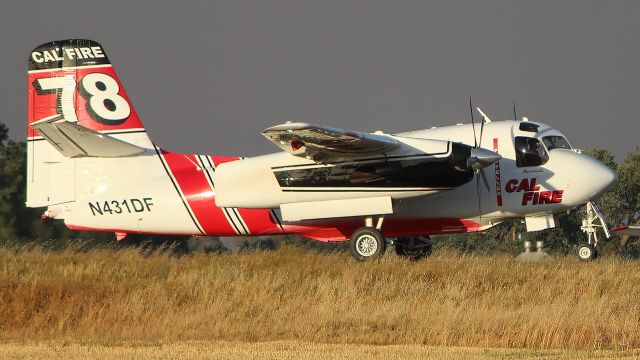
left=578, top=201, right=610, bottom=261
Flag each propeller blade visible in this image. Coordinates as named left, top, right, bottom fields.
left=476, top=107, right=492, bottom=148
left=478, top=115, right=485, bottom=148
left=469, top=97, right=477, bottom=148
left=476, top=171, right=481, bottom=215
left=476, top=107, right=492, bottom=123
left=479, top=168, right=491, bottom=192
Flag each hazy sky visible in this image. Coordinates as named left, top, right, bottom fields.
left=3, top=1, right=639, bottom=160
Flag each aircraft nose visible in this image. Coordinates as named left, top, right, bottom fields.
left=587, top=158, right=617, bottom=198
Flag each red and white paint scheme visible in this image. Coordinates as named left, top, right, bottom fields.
left=27, top=39, right=617, bottom=261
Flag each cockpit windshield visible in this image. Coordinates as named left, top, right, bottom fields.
left=515, top=137, right=549, bottom=167
left=542, top=136, right=572, bottom=151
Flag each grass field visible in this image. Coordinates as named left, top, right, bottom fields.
left=0, top=246, right=639, bottom=358
left=1, top=340, right=639, bottom=359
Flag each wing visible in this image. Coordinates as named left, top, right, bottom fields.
left=31, top=115, right=146, bottom=158
left=262, top=122, right=399, bottom=162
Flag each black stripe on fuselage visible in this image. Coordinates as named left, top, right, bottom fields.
left=198, top=155, right=217, bottom=189
left=269, top=209, right=284, bottom=230
left=222, top=207, right=243, bottom=235
left=231, top=208, right=250, bottom=235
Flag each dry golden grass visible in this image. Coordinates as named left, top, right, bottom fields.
left=0, top=246, right=639, bottom=354
left=1, top=340, right=638, bottom=359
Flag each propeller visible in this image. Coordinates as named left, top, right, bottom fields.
left=468, top=147, right=501, bottom=190
left=467, top=99, right=501, bottom=191
left=467, top=99, right=502, bottom=218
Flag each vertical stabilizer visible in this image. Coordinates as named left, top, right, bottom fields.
left=27, top=39, right=152, bottom=207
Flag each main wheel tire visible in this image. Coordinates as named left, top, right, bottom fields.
left=395, top=236, right=433, bottom=261
left=577, top=243, right=597, bottom=261
left=349, top=227, right=386, bottom=261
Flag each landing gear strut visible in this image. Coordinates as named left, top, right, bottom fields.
left=578, top=201, right=610, bottom=261
left=395, top=236, right=433, bottom=260
left=349, top=216, right=386, bottom=261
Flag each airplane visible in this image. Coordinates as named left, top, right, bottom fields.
left=26, top=39, right=617, bottom=261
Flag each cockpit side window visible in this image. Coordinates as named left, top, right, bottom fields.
left=542, top=136, right=572, bottom=151
left=515, top=137, right=549, bottom=167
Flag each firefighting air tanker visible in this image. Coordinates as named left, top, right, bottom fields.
left=26, top=40, right=617, bottom=261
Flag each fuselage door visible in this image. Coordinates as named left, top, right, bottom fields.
left=46, top=160, right=76, bottom=205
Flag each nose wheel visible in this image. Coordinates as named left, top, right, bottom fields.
left=577, top=243, right=598, bottom=261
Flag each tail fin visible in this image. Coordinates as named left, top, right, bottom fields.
left=27, top=39, right=152, bottom=207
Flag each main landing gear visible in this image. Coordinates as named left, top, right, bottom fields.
left=577, top=201, right=611, bottom=261
left=349, top=227, right=386, bottom=261
left=349, top=217, right=387, bottom=261
left=348, top=216, right=433, bottom=261
left=395, top=236, right=433, bottom=261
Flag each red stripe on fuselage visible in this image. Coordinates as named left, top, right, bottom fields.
left=210, top=156, right=241, bottom=167
left=236, top=208, right=281, bottom=235
left=493, top=138, right=503, bottom=206
left=161, top=150, right=237, bottom=235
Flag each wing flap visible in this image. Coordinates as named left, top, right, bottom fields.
left=262, top=122, right=398, bottom=162
left=31, top=115, right=146, bottom=158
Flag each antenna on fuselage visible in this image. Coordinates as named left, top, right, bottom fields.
left=513, top=102, right=517, bottom=120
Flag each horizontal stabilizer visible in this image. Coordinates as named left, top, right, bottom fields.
left=31, top=115, right=146, bottom=158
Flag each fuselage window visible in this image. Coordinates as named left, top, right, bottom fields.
left=542, top=136, right=572, bottom=151
left=515, top=137, right=549, bottom=167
